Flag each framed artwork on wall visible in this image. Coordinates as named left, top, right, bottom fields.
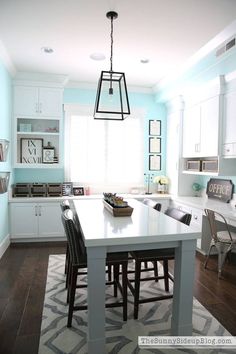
left=149, top=120, right=161, bottom=136
left=149, top=137, right=161, bottom=153
left=21, top=138, right=43, bottom=164
left=149, top=155, right=161, bottom=171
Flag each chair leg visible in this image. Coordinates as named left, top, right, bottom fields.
left=204, top=244, right=214, bottom=269
left=108, top=264, right=112, bottom=281
left=122, top=262, right=128, bottom=321
left=144, top=261, right=148, bottom=268
left=64, top=244, right=69, bottom=274
left=67, top=266, right=77, bottom=327
left=153, top=261, right=159, bottom=282
left=134, top=260, right=141, bottom=320
left=113, top=264, right=119, bottom=297
left=163, top=260, right=169, bottom=292
left=66, top=262, right=72, bottom=302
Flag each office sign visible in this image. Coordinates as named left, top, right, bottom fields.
left=206, top=178, right=234, bottom=203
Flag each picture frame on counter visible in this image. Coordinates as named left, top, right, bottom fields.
left=73, top=187, right=84, bottom=196
left=149, top=137, right=161, bottom=153
left=149, top=120, right=161, bottom=136
left=43, top=146, right=55, bottom=163
left=149, top=155, right=161, bottom=171
left=21, top=138, right=43, bottom=164
left=62, top=182, right=73, bottom=196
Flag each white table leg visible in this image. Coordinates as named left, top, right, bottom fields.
left=87, top=246, right=106, bottom=354
left=171, top=239, right=196, bottom=335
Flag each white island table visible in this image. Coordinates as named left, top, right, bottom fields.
left=72, top=198, right=200, bottom=354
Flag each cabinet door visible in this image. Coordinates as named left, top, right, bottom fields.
left=224, top=91, right=236, bottom=144
left=200, top=96, right=219, bottom=156
left=10, top=203, right=38, bottom=238
left=38, top=203, right=64, bottom=237
left=39, top=88, right=62, bottom=117
left=182, top=105, right=201, bottom=157
left=14, top=86, right=38, bottom=116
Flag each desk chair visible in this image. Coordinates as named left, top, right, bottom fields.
left=204, top=208, right=236, bottom=277
left=128, top=207, right=192, bottom=319
left=61, top=209, right=128, bottom=327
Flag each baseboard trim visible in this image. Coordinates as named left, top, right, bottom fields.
left=0, top=234, right=10, bottom=259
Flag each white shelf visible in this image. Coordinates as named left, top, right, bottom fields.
left=182, top=170, right=218, bottom=176
left=14, top=163, right=62, bottom=169
left=17, top=132, right=59, bottom=136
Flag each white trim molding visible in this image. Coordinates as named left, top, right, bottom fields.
left=0, top=234, right=10, bottom=259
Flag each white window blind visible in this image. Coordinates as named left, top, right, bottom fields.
left=65, top=109, right=144, bottom=193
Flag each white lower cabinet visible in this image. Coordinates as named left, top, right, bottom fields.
left=10, top=202, right=64, bottom=240
left=170, top=201, right=203, bottom=249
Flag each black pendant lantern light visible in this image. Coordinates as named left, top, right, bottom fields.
left=94, top=11, right=130, bottom=120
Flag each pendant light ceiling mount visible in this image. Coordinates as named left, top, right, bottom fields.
left=94, top=10, right=130, bottom=121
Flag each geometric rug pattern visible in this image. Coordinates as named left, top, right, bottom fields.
left=38, top=255, right=233, bottom=354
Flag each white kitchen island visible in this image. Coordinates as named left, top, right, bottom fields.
left=72, top=198, right=200, bottom=354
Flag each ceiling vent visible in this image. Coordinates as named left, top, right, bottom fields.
left=216, top=37, right=235, bottom=57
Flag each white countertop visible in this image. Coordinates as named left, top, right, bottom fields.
left=73, top=198, right=200, bottom=247
left=172, top=195, right=236, bottom=221
left=8, top=193, right=171, bottom=203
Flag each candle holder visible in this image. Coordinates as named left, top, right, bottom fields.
left=144, top=173, right=154, bottom=194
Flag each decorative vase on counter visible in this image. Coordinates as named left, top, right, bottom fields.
left=153, top=175, right=169, bottom=194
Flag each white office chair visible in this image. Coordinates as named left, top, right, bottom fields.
left=204, top=208, right=236, bottom=277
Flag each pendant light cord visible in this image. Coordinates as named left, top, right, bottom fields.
left=110, top=15, right=113, bottom=73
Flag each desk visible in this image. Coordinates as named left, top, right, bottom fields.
left=72, top=199, right=200, bottom=354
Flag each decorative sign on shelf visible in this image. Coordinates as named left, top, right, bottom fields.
left=206, top=178, right=234, bottom=203
left=43, top=142, right=55, bottom=164
left=21, top=138, right=43, bottom=164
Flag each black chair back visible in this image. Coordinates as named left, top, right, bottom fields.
left=164, top=207, right=191, bottom=226
left=60, top=200, right=70, bottom=212
left=61, top=209, right=86, bottom=264
left=143, top=199, right=162, bottom=211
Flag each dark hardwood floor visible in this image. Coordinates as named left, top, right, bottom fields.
left=0, top=243, right=236, bottom=354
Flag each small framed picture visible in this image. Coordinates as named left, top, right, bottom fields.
left=21, top=138, right=43, bottom=164
left=149, top=137, right=161, bottom=153
left=149, top=155, right=161, bottom=171
left=62, top=182, right=73, bottom=196
left=43, top=147, right=55, bottom=163
left=149, top=120, right=161, bottom=136
left=73, top=187, right=84, bottom=196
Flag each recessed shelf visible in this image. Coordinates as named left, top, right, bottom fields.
left=17, top=132, right=59, bottom=136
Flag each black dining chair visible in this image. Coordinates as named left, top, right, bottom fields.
left=60, top=200, right=71, bottom=277
left=128, top=206, right=192, bottom=319
left=61, top=208, right=128, bottom=327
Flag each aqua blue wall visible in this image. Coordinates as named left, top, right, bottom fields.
left=0, top=60, right=12, bottom=243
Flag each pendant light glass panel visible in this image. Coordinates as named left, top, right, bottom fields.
left=94, top=71, right=130, bottom=120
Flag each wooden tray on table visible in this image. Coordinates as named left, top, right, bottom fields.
left=103, top=200, right=133, bottom=217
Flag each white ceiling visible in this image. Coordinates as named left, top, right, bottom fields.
left=0, top=0, right=236, bottom=88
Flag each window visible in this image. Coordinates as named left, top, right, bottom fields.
left=64, top=105, right=144, bottom=193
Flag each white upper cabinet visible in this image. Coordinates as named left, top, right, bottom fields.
left=222, top=72, right=236, bottom=158
left=182, top=104, right=201, bottom=157
left=14, top=86, right=63, bottom=117
left=182, top=78, right=221, bottom=159
left=13, top=83, right=63, bottom=168
left=200, top=96, right=219, bottom=157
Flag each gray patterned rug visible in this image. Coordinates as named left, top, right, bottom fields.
left=38, top=255, right=232, bottom=354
